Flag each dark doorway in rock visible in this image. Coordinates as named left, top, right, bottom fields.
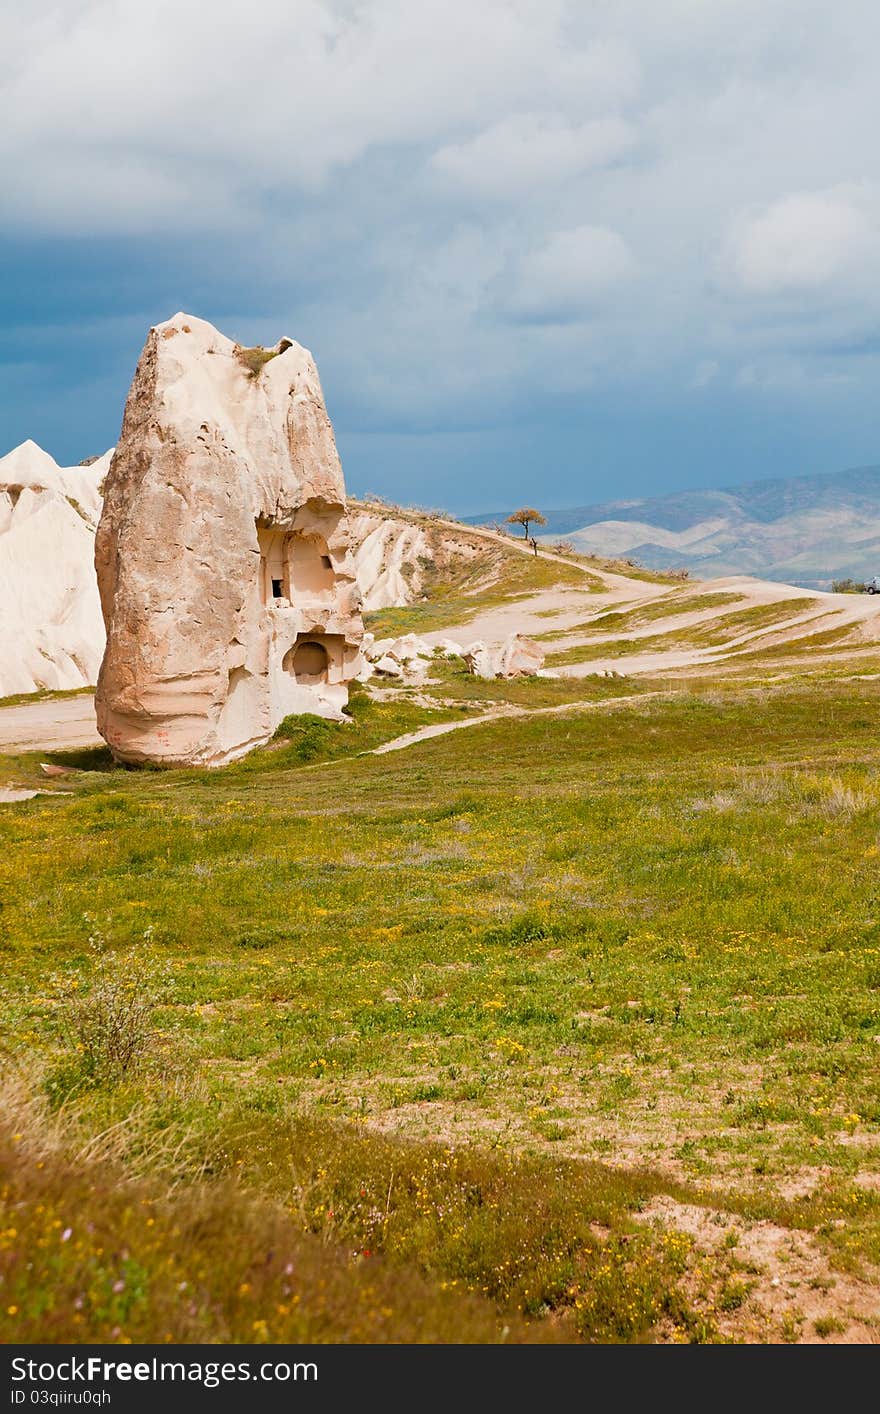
left=257, top=525, right=289, bottom=605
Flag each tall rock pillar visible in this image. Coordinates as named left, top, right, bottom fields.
left=95, top=312, right=363, bottom=766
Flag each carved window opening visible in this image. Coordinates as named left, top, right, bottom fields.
left=257, top=525, right=289, bottom=606
left=282, top=639, right=329, bottom=682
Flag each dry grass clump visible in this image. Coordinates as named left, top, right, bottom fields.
left=690, top=767, right=880, bottom=823
left=54, top=930, right=171, bottom=1088
left=235, top=345, right=279, bottom=379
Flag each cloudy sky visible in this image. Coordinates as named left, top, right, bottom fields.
left=2, top=0, right=879, bottom=511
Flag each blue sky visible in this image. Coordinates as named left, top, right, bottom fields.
left=2, top=1, right=879, bottom=514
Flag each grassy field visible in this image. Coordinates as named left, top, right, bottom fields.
left=3, top=667, right=880, bottom=1343
left=545, top=599, right=827, bottom=666
left=0, top=685, right=95, bottom=710
left=537, top=590, right=746, bottom=643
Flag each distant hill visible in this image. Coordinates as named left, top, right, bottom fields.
left=467, top=464, right=880, bottom=589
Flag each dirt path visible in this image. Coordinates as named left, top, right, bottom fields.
left=502, top=573, right=880, bottom=681
left=415, top=543, right=880, bottom=677
left=0, top=694, right=100, bottom=753
left=421, top=585, right=659, bottom=652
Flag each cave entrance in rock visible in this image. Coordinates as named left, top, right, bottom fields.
left=257, top=526, right=289, bottom=605
left=283, top=639, right=329, bottom=683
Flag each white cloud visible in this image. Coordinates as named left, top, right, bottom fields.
left=726, top=187, right=879, bottom=293
left=431, top=114, right=636, bottom=198
left=0, top=2, right=639, bottom=230
left=3, top=0, right=880, bottom=437
left=501, top=225, right=635, bottom=322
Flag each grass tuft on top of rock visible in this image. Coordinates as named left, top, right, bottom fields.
left=235, top=345, right=279, bottom=379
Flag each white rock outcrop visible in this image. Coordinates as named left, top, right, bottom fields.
left=357, top=632, right=444, bottom=684
left=348, top=506, right=487, bottom=613
left=355, top=627, right=543, bottom=685
left=463, top=633, right=544, bottom=679
left=349, top=511, right=433, bottom=611
left=94, top=313, right=364, bottom=766
left=1, top=423, right=547, bottom=713
left=0, top=441, right=111, bottom=695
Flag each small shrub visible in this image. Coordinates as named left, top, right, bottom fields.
left=409, top=1083, right=443, bottom=1102
left=58, top=927, right=169, bottom=1087
left=272, top=712, right=340, bottom=760
left=236, top=926, right=289, bottom=950
left=780, top=1310, right=803, bottom=1343
left=813, top=1315, right=847, bottom=1337
left=482, top=913, right=561, bottom=947
left=717, top=1277, right=751, bottom=1312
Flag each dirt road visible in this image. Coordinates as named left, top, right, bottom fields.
left=0, top=694, right=101, bottom=753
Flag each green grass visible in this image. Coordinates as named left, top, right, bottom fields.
left=422, top=655, right=651, bottom=708
left=725, top=621, right=859, bottom=664
left=679, top=597, right=820, bottom=645
left=4, top=676, right=880, bottom=1341
left=0, top=685, right=94, bottom=709
left=537, top=591, right=745, bottom=643
left=265, top=682, right=468, bottom=763
left=0, top=1076, right=731, bottom=1344
left=364, top=546, right=594, bottom=640
left=546, top=598, right=828, bottom=666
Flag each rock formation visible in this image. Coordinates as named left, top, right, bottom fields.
left=359, top=632, right=447, bottom=685
left=355, top=629, right=546, bottom=684
left=94, top=313, right=364, bottom=766
left=348, top=505, right=487, bottom=612
left=0, top=441, right=110, bottom=695
left=3, top=412, right=549, bottom=715
left=348, top=512, right=434, bottom=611
left=463, top=633, right=545, bottom=679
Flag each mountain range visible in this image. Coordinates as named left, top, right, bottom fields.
left=468, top=464, right=880, bottom=589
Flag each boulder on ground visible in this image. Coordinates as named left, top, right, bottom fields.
left=358, top=630, right=447, bottom=685
left=387, top=633, right=433, bottom=664
left=94, top=312, right=364, bottom=767
left=435, top=637, right=465, bottom=658
left=372, top=654, right=405, bottom=679
left=464, top=632, right=545, bottom=679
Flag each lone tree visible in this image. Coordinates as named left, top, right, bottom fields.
left=506, top=506, right=547, bottom=540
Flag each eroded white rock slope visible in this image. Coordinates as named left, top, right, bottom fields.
left=0, top=441, right=111, bottom=695
left=0, top=447, right=433, bottom=701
